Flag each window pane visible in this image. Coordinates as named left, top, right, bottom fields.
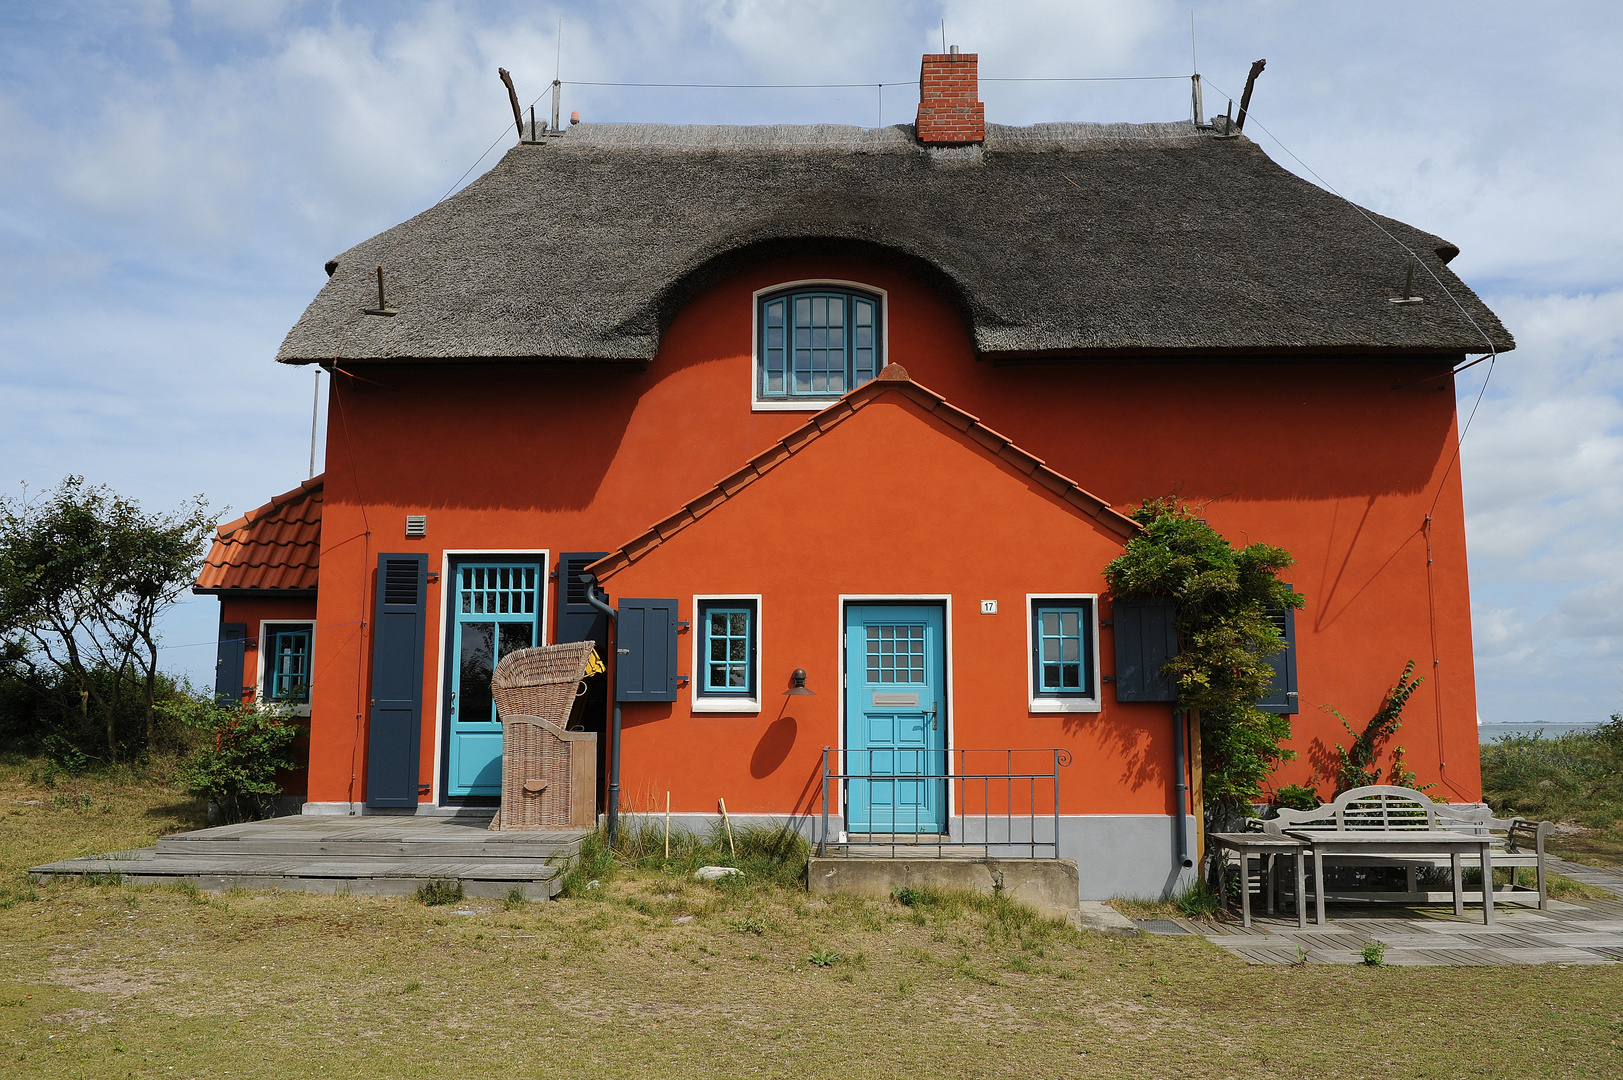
left=499, top=621, right=533, bottom=660
left=459, top=622, right=496, bottom=723
left=703, top=606, right=752, bottom=694
left=1035, top=604, right=1089, bottom=695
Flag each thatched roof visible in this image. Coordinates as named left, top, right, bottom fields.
left=277, top=121, right=1512, bottom=365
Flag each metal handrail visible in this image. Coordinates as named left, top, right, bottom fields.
left=818, top=747, right=1072, bottom=858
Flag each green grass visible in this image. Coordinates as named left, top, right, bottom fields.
left=0, top=758, right=1620, bottom=1078
left=1481, top=716, right=1623, bottom=866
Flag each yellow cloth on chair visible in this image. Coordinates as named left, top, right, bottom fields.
left=582, top=644, right=606, bottom=678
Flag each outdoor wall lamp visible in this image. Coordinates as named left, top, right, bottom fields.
left=783, top=668, right=816, bottom=696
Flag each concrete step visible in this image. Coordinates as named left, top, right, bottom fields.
left=30, top=850, right=568, bottom=900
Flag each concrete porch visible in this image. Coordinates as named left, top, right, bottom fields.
left=29, top=813, right=587, bottom=900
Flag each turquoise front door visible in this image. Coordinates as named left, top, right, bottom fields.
left=844, top=603, right=946, bottom=833
left=445, top=562, right=542, bottom=798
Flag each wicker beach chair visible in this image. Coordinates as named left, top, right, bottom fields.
left=488, top=641, right=599, bottom=830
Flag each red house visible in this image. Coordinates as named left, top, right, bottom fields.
left=209, top=51, right=1512, bottom=899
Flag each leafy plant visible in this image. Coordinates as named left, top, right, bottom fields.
left=1321, top=661, right=1428, bottom=796
left=1270, top=783, right=1321, bottom=811
left=416, top=879, right=464, bottom=906
left=807, top=948, right=841, bottom=968
left=165, top=695, right=299, bottom=822
left=1171, top=878, right=1223, bottom=920
left=1359, top=939, right=1387, bottom=966
left=1104, top=498, right=1302, bottom=812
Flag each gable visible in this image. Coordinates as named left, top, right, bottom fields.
left=588, top=368, right=1136, bottom=585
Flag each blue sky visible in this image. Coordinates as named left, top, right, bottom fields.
left=3, top=1, right=1620, bottom=723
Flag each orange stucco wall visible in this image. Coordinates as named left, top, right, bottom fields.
left=598, top=388, right=1166, bottom=817
left=304, top=253, right=1480, bottom=809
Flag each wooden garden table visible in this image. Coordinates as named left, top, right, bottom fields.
left=1285, top=829, right=1495, bottom=926
left=1210, top=832, right=1307, bottom=928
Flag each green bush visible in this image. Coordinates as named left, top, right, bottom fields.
left=1480, top=715, right=1622, bottom=830
left=164, top=696, right=299, bottom=823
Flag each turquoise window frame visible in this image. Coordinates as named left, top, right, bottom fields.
left=757, top=286, right=882, bottom=401
left=1031, top=601, right=1095, bottom=697
left=265, top=625, right=313, bottom=703
left=699, top=601, right=756, bottom=697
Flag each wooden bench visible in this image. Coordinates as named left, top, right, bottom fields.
left=1260, top=785, right=1553, bottom=915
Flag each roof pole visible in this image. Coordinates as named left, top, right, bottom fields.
left=309, top=370, right=320, bottom=479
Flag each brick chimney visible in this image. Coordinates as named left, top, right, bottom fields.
left=915, top=46, right=984, bottom=145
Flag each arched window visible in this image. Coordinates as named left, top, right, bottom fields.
left=756, top=285, right=883, bottom=403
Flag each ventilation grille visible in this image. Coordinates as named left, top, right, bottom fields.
left=384, top=560, right=421, bottom=605
left=564, top=556, right=597, bottom=605
left=404, top=514, right=427, bottom=538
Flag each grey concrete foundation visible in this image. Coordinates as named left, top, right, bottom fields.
left=809, top=857, right=1082, bottom=922
left=627, top=811, right=1196, bottom=902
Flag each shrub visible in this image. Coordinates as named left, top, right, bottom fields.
left=1480, top=714, right=1622, bottom=830
left=165, top=695, right=299, bottom=823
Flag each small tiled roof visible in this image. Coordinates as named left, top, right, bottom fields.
left=586, top=366, right=1139, bottom=583
left=194, top=476, right=323, bottom=594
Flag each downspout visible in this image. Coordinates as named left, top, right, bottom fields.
left=581, top=575, right=622, bottom=846
left=1172, top=709, right=1193, bottom=869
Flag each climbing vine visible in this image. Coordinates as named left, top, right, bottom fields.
left=1103, top=498, right=1303, bottom=813
left=1324, top=660, right=1428, bottom=796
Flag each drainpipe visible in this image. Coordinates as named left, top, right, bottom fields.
left=1172, top=709, right=1193, bottom=870
left=581, top=575, right=622, bottom=846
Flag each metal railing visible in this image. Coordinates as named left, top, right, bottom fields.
left=819, top=747, right=1071, bottom=859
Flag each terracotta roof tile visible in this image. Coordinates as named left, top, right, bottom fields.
left=194, top=476, right=322, bottom=593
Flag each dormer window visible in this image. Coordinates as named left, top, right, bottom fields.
left=755, top=284, right=884, bottom=408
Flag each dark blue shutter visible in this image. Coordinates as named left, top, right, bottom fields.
left=616, top=598, right=679, bottom=703
left=1257, top=597, right=1298, bottom=714
left=555, top=552, right=609, bottom=648
left=1111, top=597, right=1180, bottom=702
left=213, top=622, right=247, bottom=707
left=366, top=554, right=428, bottom=808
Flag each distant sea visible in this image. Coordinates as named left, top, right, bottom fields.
left=1478, top=721, right=1605, bottom=743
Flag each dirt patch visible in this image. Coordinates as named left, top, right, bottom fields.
left=40, top=1006, right=114, bottom=1027
left=49, top=964, right=165, bottom=998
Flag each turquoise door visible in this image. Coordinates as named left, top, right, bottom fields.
left=844, top=604, right=946, bottom=833
left=445, top=562, right=542, bottom=798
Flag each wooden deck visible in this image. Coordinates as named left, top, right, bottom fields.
left=1137, top=894, right=1623, bottom=966
left=28, top=813, right=587, bottom=900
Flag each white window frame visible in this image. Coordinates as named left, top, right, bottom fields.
left=750, top=279, right=890, bottom=412
left=691, top=594, right=763, bottom=714
left=1025, top=593, right=1102, bottom=714
left=257, top=619, right=315, bottom=717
